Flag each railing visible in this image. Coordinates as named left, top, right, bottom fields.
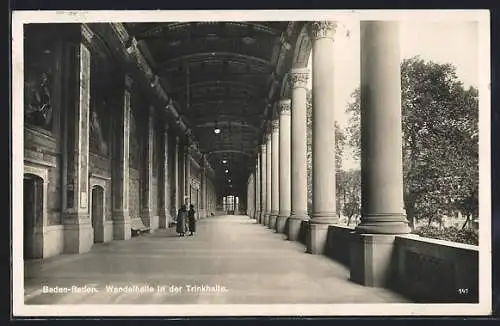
left=393, top=234, right=479, bottom=303
left=322, top=226, right=479, bottom=302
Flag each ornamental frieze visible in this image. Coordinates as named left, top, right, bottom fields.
left=278, top=99, right=291, bottom=114
left=309, top=21, right=337, bottom=40
left=272, top=119, right=280, bottom=131
left=288, top=69, right=310, bottom=89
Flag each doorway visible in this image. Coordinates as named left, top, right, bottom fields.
left=24, top=174, right=43, bottom=259
left=91, top=185, right=104, bottom=243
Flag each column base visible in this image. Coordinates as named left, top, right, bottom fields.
left=150, top=215, right=159, bottom=231
left=159, top=211, right=173, bottom=229
left=112, top=218, right=132, bottom=240
left=63, top=219, right=93, bottom=254
left=306, top=223, right=331, bottom=254
left=355, top=215, right=410, bottom=234
left=287, top=214, right=308, bottom=241
left=113, top=211, right=132, bottom=240
left=349, top=233, right=397, bottom=287
left=263, top=213, right=269, bottom=226
left=260, top=213, right=265, bottom=224
left=276, top=214, right=289, bottom=234
left=268, top=213, right=278, bottom=230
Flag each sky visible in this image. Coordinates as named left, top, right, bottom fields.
left=306, top=20, right=480, bottom=170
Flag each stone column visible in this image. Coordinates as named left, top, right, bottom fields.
left=259, top=142, right=267, bottom=224
left=265, top=131, right=272, bottom=227
left=287, top=68, right=310, bottom=241
left=270, top=117, right=280, bottom=230
left=199, top=165, right=206, bottom=218
left=159, top=124, right=171, bottom=228
left=111, top=76, right=132, bottom=241
left=307, top=21, right=339, bottom=254
left=179, top=139, right=185, bottom=209
left=255, top=155, right=261, bottom=221
left=173, top=136, right=180, bottom=216
left=253, top=172, right=256, bottom=219
left=184, top=146, right=191, bottom=206
left=246, top=176, right=250, bottom=216
left=350, top=21, right=410, bottom=287
left=63, top=34, right=94, bottom=253
left=276, top=99, right=291, bottom=234
left=140, top=105, right=154, bottom=230
left=247, top=173, right=254, bottom=218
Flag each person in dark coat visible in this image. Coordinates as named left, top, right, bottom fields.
left=187, top=204, right=196, bottom=236
left=176, top=205, right=187, bottom=237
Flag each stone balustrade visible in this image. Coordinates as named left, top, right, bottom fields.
left=321, top=225, right=479, bottom=303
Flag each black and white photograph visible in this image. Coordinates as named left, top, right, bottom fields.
left=11, top=9, right=491, bottom=316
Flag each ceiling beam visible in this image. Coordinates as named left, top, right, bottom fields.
left=171, top=80, right=262, bottom=94
left=195, top=121, right=259, bottom=133
left=206, top=149, right=253, bottom=158
left=156, top=52, right=271, bottom=71
left=132, top=22, right=283, bottom=40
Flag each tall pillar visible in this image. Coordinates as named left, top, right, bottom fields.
left=307, top=21, right=339, bottom=254
left=159, top=124, right=171, bottom=228
left=248, top=176, right=251, bottom=216
left=287, top=68, right=310, bottom=241
left=276, top=99, right=291, bottom=233
left=350, top=21, right=410, bottom=287
left=259, top=142, right=267, bottom=224
left=140, top=105, right=154, bottom=230
left=247, top=173, right=254, bottom=218
left=173, top=136, right=180, bottom=215
left=265, top=131, right=272, bottom=227
left=178, top=139, right=185, bottom=209
left=199, top=164, right=206, bottom=218
left=63, top=33, right=94, bottom=253
left=251, top=172, right=256, bottom=218
left=184, top=145, right=191, bottom=206
left=270, top=117, right=280, bottom=229
left=111, top=76, right=132, bottom=241
left=252, top=172, right=256, bottom=218
left=255, top=155, right=261, bottom=220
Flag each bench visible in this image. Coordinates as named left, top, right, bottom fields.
left=131, top=218, right=150, bottom=236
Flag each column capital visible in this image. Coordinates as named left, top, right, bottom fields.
left=278, top=98, right=291, bottom=115
left=309, top=21, right=338, bottom=41
left=271, top=118, right=280, bottom=132
left=289, top=68, right=310, bottom=89
left=124, top=74, right=134, bottom=90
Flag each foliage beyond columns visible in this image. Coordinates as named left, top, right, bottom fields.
left=345, top=56, right=479, bottom=236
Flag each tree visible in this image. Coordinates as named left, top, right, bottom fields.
left=345, top=56, right=479, bottom=233
left=338, top=169, right=361, bottom=225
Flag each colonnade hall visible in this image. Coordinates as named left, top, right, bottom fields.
left=22, top=21, right=478, bottom=305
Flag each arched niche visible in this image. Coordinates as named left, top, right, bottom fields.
left=23, top=164, right=49, bottom=259
left=89, top=173, right=112, bottom=243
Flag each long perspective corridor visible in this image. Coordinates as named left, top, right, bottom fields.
left=17, top=17, right=481, bottom=313
left=24, top=215, right=407, bottom=304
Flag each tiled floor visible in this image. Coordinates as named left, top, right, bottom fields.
left=24, top=215, right=410, bottom=304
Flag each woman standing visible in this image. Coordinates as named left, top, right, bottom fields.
left=176, top=205, right=187, bottom=237
left=187, top=204, right=196, bottom=236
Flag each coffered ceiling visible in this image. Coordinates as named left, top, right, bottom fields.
left=124, top=21, right=303, bottom=195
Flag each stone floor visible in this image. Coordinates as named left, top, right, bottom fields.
left=24, top=215, right=410, bottom=305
